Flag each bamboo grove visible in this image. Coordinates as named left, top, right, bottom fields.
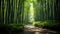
left=0, top=0, right=60, bottom=24
left=0, top=0, right=24, bottom=24
left=35, top=0, right=55, bottom=20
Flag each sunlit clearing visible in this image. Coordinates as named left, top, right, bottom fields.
left=29, top=2, right=34, bottom=23
left=30, top=2, right=34, bottom=16
left=24, top=25, right=35, bottom=28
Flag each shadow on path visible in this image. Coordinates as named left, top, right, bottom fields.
left=24, top=25, right=60, bottom=34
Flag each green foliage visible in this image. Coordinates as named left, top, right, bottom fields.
left=9, top=24, right=24, bottom=30
left=34, top=20, right=60, bottom=28
left=0, top=24, right=24, bottom=32
left=34, top=21, right=46, bottom=27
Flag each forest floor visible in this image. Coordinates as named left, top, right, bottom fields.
left=24, top=25, right=60, bottom=34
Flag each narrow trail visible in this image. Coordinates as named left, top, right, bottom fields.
left=24, top=25, right=60, bottom=34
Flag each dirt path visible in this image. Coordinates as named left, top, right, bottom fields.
left=24, top=25, right=60, bottom=34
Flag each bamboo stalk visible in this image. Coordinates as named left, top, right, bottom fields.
left=1, top=0, right=2, bottom=23
left=4, top=0, right=7, bottom=24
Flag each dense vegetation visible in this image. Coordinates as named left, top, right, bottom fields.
left=34, top=20, right=60, bottom=30
left=0, top=0, right=60, bottom=34
left=0, top=24, right=24, bottom=34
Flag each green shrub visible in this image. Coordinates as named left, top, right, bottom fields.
left=0, top=24, right=24, bottom=34
left=34, top=21, right=45, bottom=27
left=34, top=20, right=60, bottom=29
